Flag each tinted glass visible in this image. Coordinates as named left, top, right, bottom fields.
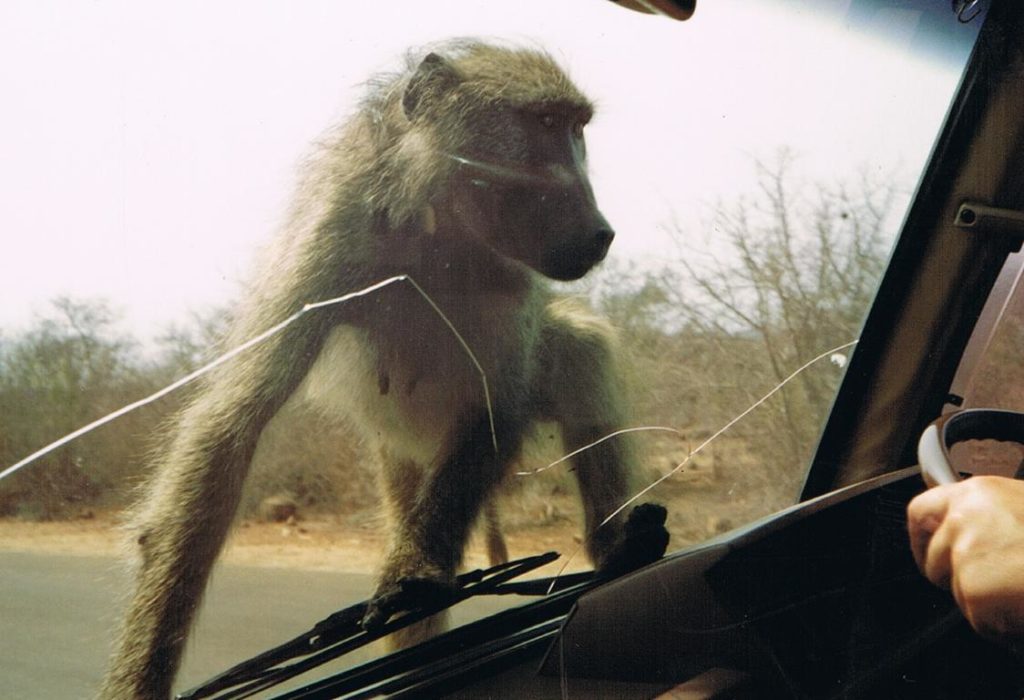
left=0, top=1, right=989, bottom=695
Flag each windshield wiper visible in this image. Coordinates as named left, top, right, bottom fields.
left=177, top=551, right=590, bottom=700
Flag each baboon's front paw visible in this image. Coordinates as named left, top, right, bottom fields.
left=598, top=502, right=669, bottom=578
left=361, top=576, right=455, bottom=631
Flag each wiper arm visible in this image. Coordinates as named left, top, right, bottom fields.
left=177, top=551, right=588, bottom=700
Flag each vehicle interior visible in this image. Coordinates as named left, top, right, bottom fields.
left=172, top=0, right=1024, bottom=698
left=4, top=1, right=1024, bottom=699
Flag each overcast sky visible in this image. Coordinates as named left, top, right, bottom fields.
left=0, top=0, right=978, bottom=341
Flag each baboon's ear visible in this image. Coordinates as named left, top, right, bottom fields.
left=403, top=53, right=460, bottom=120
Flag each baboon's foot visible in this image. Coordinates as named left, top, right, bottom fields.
left=361, top=575, right=456, bottom=631
left=597, top=502, right=670, bottom=578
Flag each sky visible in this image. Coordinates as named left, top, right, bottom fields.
left=0, top=0, right=980, bottom=342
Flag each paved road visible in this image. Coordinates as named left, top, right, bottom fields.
left=0, top=552, right=517, bottom=699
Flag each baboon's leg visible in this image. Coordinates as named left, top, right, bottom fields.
left=101, top=399, right=262, bottom=698
left=562, top=411, right=635, bottom=566
left=364, top=412, right=523, bottom=629
left=378, top=456, right=449, bottom=648
left=101, top=324, right=324, bottom=699
left=538, top=305, right=667, bottom=571
left=483, top=500, right=509, bottom=566
left=380, top=455, right=424, bottom=548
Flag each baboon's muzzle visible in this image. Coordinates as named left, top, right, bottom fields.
left=448, top=154, right=616, bottom=281
left=544, top=215, right=616, bottom=281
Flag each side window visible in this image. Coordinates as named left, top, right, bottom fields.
left=947, top=251, right=1024, bottom=477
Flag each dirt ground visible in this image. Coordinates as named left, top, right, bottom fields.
left=0, top=435, right=798, bottom=578
left=0, top=510, right=594, bottom=576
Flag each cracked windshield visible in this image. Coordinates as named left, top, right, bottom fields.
left=0, top=1, right=986, bottom=697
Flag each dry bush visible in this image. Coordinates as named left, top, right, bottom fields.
left=0, top=157, right=896, bottom=535
left=241, top=400, right=375, bottom=522
left=578, top=157, right=894, bottom=523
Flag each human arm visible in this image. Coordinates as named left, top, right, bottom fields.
left=907, top=475, right=1024, bottom=642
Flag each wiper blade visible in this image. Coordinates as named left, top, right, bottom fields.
left=177, top=551, right=587, bottom=700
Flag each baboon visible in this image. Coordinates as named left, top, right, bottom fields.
left=101, top=40, right=668, bottom=699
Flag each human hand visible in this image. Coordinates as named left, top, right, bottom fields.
left=907, top=475, right=1024, bottom=642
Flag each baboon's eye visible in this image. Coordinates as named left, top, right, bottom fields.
left=572, top=121, right=585, bottom=139
left=538, top=113, right=556, bottom=128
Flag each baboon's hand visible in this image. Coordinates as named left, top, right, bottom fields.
left=597, top=502, right=669, bottom=578
left=361, top=576, right=455, bottom=631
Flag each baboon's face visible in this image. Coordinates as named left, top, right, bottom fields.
left=402, top=51, right=614, bottom=281
left=450, top=107, right=615, bottom=281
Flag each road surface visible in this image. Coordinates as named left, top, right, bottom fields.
left=0, top=551, right=519, bottom=699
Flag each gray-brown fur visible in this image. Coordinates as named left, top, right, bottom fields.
left=483, top=500, right=509, bottom=566
left=100, top=40, right=666, bottom=699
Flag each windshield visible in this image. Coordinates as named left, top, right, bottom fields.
left=0, top=1, right=988, bottom=697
